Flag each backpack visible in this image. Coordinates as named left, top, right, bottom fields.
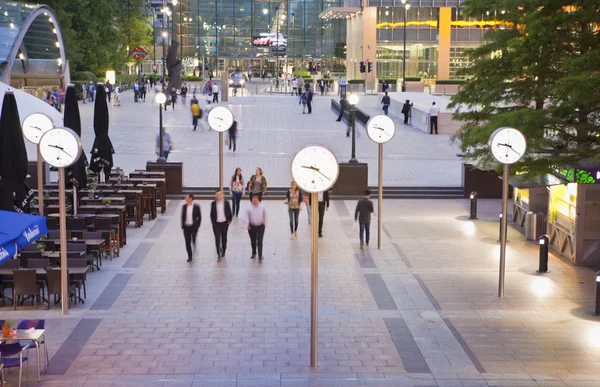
left=301, top=93, right=308, bottom=103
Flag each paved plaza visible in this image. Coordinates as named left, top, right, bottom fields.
left=74, top=85, right=463, bottom=188
left=1, top=195, right=599, bottom=386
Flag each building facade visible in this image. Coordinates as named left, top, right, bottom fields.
left=165, top=0, right=346, bottom=77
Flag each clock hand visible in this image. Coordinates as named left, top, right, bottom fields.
left=315, top=169, right=331, bottom=181
left=32, top=126, right=44, bottom=131
left=301, top=165, right=320, bottom=172
left=497, top=143, right=520, bottom=155
left=49, top=144, right=73, bottom=159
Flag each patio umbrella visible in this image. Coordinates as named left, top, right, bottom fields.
left=0, top=210, right=48, bottom=264
left=89, top=84, right=114, bottom=181
left=0, top=92, right=33, bottom=212
left=64, top=85, right=88, bottom=190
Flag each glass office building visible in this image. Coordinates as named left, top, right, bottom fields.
left=168, top=0, right=345, bottom=76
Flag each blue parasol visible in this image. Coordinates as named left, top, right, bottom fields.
left=0, top=210, right=48, bottom=264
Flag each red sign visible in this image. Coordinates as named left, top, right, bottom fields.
left=132, top=46, right=147, bottom=61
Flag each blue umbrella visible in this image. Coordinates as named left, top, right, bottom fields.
left=0, top=210, right=48, bottom=264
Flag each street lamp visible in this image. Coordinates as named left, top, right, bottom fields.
left=348, top=93, right=359, bottom=163
left=401, top=0, right=410, bottom=92
left=155, top=92, right=167, bottom=162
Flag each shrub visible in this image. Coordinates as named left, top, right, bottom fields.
left=73, top=71, right=98, bottom=84
left=348, top=79, right=364, bottom=84
left=293, top=70, right=310, bottom=77
left=115, top=74, right=138, bottom=86
left=378, top=79, right=397, bottom=84
left=435, top=80, right=466, bottom=85
left=404, top=77, right=422, bottom=82
left=182, top=75, right=203, bottom=82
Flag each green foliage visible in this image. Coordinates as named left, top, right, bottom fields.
left=73, top=71, right=98, bottom=83
left=293, top=70, right=310, bottom=77
left=115, top=74, right=138, bottom=85
left=449, top=0, right=600, bottom=176
left=404, top=77, right=421, bottom=82
left=182, top=76, right=203, bottom=82
left=348, top=79, right=364, bottom=84
left=435, top=80, right=465, bottom=85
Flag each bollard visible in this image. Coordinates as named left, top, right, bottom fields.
left=537, top=235, right=549, bottom=273
left=498, top=212, right=502, bottom=242
left=595, top=271, right=600, bottom=315
left=469, top=191, right=478, bottom=220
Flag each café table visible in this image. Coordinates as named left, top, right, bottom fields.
left=127, top=178, right=166, bottom=214
left=46, top=239, right=105, bottom=270
left=136, top=183, right=157, bottom=220
left=79, top=205, right=127, bottom=247
left=0, top=329, right=48, bottom=382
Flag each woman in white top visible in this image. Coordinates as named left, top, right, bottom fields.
left=230, top=168, right=244, bottom=217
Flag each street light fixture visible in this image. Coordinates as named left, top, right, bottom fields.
left=348, top=93, right=359, bottom=163
left=401, top=0, right=411, bottom=92
left=155, top=92, right=168, bottom=162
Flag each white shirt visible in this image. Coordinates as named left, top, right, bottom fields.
left=245, top=204, right=267, bottom=227
left=212, top=84, right=219, bottom=93
left=216, top=201, right=226, bottom=223
left=185, top=204, right=194, bottom=226
left=292, top=80, right=298, bottom=88
left=429, top=105, right=440, bottom=116
left=318, top=192, right=324, bottom=202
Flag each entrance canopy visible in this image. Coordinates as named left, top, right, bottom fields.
left=0, top=1, right=70, bottom=88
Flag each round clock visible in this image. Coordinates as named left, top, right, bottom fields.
left=366, top=115, right=396, bottom=144
left=207, top=106, right=234, bottom=132
left=488, top=127, right=527, bottom=164
left=291, top=146, right=339, bottom=193
left=38, top=127, right=83, bottom=168
left=22, top=113, right=54, bottom=144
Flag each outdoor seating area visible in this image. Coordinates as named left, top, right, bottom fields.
left=0, top=319, right=49, bottom=386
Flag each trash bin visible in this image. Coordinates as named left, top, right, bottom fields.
left=525, top=211, right=544, bottom=241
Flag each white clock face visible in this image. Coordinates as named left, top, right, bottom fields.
left=291, top=146, right=339, bottom=193
left=366, top=115, right=396, bottom=144
left=207, top=106, right=234, bottom=132
left=488, top=127, right=526, bottom=164
left=22, top=113, right=54, bottom=144
left=39, top=127, right=83, bottom=168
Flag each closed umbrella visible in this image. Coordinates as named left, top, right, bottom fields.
left=0, top=92, right=33, bottom=212
left=64, top=85, right=88, bottom=214
left=89, top=84, right=114, bottom=181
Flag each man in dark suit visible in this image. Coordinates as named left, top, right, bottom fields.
left=309, top=190, right=330, bottom=238
left=181, top=193, right=201, bottom=262
left=210, top=190, right=232, bottom=262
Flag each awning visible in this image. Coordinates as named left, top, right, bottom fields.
left=508, top=174, right=568, bottom=189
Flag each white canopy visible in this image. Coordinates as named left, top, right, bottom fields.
left=0, top=82, right=64, bottom=161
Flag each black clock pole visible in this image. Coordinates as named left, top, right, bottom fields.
left=349, top=104, right=358, bottom=163
left=157, top=102, right=166, bottom=162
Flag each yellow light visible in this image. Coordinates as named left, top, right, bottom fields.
left=55, top=42, right=60, bottom=48
left=19, top=53, right=24, bottom=60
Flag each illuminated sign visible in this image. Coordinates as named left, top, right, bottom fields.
left=556, top=167, right=600, bottom=184
left=252, top=33, right=287, bottom=47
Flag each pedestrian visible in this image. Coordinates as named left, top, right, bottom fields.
left=212, top=82, right=219, bottom=103
left=133, top=81, right=139, bottom=102
left=303, top=194, right=311, bottom=225
left=190, top=99, right=202, bottom=131
left=105, top=80, right=113, bottom=103
left=211, top=190, right=232, bottom=262
left=336, top=95, right=348, bottom=123
left=230, top=168, right=244, bottom=218
left=88, top=82, right=95, bottom=103
left=309, top=189, right=329, bottom=237
left=181, top=193, right=201, bottom=262
left=228, top=120, right=238, bottom=153
left=284, top=181, right=303, bottom=240
left=300, top=90, right=308, bottom=114
left=381, top=92, right=391, bottom=116
left=291, top=78, right=298, bottom=96
left=139, top=82, right=146, bottom=102
left=81, top=84, right=87, bottom=104
left=307, top=88, right=313, bottom=114
left=247, top=167, right=267, bottom=201
left=203, top=81, right=212, bottom=104
left=181, top=83, right=188, bottom=104
left=156, top=127, right=174, bottom=159
left=354, top=190, right=374, bottom=248
left=381, top=80, right=389, bottom=93
left=113, top=85, right=121, bottom=106
left=429, top=101, right=440, bottom=134
left=401, top=99, right=413, bottom=125
left=190, top=94, right=198, bottom=106
left=244, top=194, right=267, bottom=262
left=319, top=79, right=325, bottom=95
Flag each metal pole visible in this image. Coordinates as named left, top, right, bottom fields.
left=219, top=132, right=223, bottom=191
left=58, top=168, right=68, bottom=315
left=402, top=7, right=407, bottom=92
left=37, top=148, right=44, bottom=216
left=378, top=143, right=383, bottom=249
left=310, top=192, right=319, bottom=367
left=498, top=164, right=509, bottom=298
left=153, top=8, right=156, bottom=77
left=162, top=1, right=166, bottom=90
left=349, top=105, right=357, bottom=163
left=157, top=103, right=165, bottom=162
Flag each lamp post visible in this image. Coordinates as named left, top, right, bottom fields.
left=401, top=0, right=410, bottom=92
left=161, top=2, right=168, bottom=90
left=348, top=93, right=359, bottom=163
left=155, top=92, right=167, bottom=162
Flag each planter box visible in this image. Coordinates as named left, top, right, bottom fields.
left=405, top=81, right=425, bottom=92
left=334, top=163, right=368, bottom=195
left=434, top=84, right=463, bottom=95
left=146, top=161, right=183, bottom=194
left=462, top=163, right=507, bottom=199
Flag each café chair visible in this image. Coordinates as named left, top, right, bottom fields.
left=17, top=319, right=49, bottom=376
left=46, top=217, right=58, bottom=230
left=45, top=269, right=77, bottom=308
left=94, top=218, right=118, bottom=260
left=67, top=259, right=87, bottom=301
left=83, top=231, right=103, bottom=269
left=0, top=259, right=19, bottom=305
left=66, top=217, right=86, bottom=239
left=12, top=270, right=43, bottom=310
left=0, top=342, right=30, bottom=387
left=46, top=230, right=60, bottom=240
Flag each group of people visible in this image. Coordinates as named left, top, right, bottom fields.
left=80, top=81, right=119, bottom=106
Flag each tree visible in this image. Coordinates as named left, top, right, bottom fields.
left=449, top=0, right=600, bottom=176
left=114, top=0, right=153, bottom=70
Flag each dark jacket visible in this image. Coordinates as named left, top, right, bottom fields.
left=309, top=190, right=329, bottom=207
left=247, top=174, right=267, bottom=194
left=340, top=98, right=349, bottom=111
left=181, top=203, right=201, bottom=230
left=355, top=197, right=374, bottom=223
left=228, top=121, right=238, bottom=137
left=210, top=200, right=233, bottom=224
left=285, top=189, right=303, bottom=205
left=382, top=95, right=391, bottom=106
left=402, top=102, right=413, bottom=114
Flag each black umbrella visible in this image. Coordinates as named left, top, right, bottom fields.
left=0, top=92, right=33, bottom=212
left=64, top=85, right=88, bottom=190
left=89, top=84, right=114, bottom=180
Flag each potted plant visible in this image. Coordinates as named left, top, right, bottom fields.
left=102, top=198, right=112, bottom=207
left=38, top=243, right=46, bottom=251
left=2, top=321, right=12, bottom=337
left=88, top=189, right=94, bottom=199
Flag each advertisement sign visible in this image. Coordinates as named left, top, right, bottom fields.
left=252, top=33, right=287, bottom=47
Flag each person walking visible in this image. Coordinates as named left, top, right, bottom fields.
left=113, top=85, right=121, bottom=106
left=306, top=88, right=313, bottom=114
left=300, top=90, right=308, bottom=114
left=133, top=81, right=139, bottom=102
left=247, top=167, right=267, bottom=201
left=190, top=99, right=202, bottom=131
left=402, top=99, right=413, bottom=125
left=139, top=82, right=146, bottom=102
left=181, top=83, right=188, bottom=104
left=156, top=127, right=173, bottom=159
left=181, top=193, right=201, bottom=262
left=429, top=101, right=440, bottom=134
left=228, top=120, right=238, bottom=153
left=309, top=190, right=329, bottom=237
left=169, top=88, right=177, bottom=110
left=336, top=95, right=348, bottom=123
left=244, top=195, right=267, bottom=261
left=230, top=168, right=244, bottom=218
left=381, top=92, right=391, bottom=116
left=381, top=80, right=389, bottom=93
left=210, top=190, right=232, bottom=262
left=354, top=190, right=374, bottom=248
left=81, top=84, right=87, bottom=104
left=284, top=181, right=303, bottom=239
left=319, top=79, right=325, bottom=95
left=88, top=82, right=95, bottom=103
left=212, top=82, right=219, bottom=103
left=292, top=78, right=298, bottom=96
left=303, top=194, right=311, bottom=225
left=105, top=80, right=113, bottom=103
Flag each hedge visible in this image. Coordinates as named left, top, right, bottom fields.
left=115, top=74, right=138, bottom=85
left=378, top=79, right=397, bottom=84
left=435, top=80, right=466, bottom=85
left=348, top=79, right=364, bottom=84
left=73, top=71, right=98, bottom=84
left=404, top=77, right=422, bottom=82
left=293, top=70, right=311, bottom=77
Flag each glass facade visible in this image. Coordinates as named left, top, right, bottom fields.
left=170, top=0, right=345, bottom=75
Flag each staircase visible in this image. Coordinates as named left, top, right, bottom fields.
left=171, top=186, right=464, bottom=200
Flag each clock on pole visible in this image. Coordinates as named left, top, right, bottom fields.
left=208, top=106, right=235, bottom=190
